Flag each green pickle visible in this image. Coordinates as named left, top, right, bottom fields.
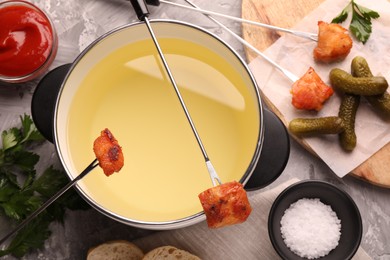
left=329, top=68, right=388, bottom=96
left=338, top=94, right=360, bottom=151
left=351, top=56, right=373, bottom=77
left=290, top=56, right=389, bottom=150
left=351, top=56, right=390, bottom=117
left=289, top=117, right=345, bottom=135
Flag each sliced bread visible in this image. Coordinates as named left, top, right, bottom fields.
left=143, top=246, right=201, bottom=260
left=87, top=240, right=144, bottom=260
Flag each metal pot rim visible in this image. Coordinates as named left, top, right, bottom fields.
left=53, top=19, right=264, bottom=230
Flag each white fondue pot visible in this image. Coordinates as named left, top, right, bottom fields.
left=32, top=20, right=289, bottom=230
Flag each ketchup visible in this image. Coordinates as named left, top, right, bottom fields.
left=0, top=1, right=56, bottom=80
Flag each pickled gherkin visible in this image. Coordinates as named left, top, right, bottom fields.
left=351, top=56, right=373, bottom=77
left=351, top=56, right=390, bottom=116
left=338, top=94, right=360, bottom=151
left=288, top=117, right=345, bottom=135
left=289, top=56, right=389, bottom=152
left=329, top=68, right=388, bottom=96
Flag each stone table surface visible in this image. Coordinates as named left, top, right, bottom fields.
left=0, top=0, right=389, bottom=259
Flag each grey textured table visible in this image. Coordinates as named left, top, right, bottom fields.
left=0, top=0, right=389, bottom=259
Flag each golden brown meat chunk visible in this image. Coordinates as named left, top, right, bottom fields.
left=291, top=67, right=334, bottom=111
left=313, top=21, right=353, bottom=63
left=93, top=128, right=124, bottom=176
left=198, top=181, right=252, bottom=229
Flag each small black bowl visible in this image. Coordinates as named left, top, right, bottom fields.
left=268, top=180, right=362, bottom=260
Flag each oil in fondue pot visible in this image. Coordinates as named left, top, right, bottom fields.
left=58, top=22, right=261, bottom=226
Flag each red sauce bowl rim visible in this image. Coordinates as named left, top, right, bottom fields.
left=0, top=0, right=58, bottom=83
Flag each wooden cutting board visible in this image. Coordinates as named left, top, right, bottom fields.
left=241, top=0, right=390, bottom=188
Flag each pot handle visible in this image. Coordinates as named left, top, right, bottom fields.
left=31, top=64, right=72, bottom=143
left=145, top=0, right=160, bottom=6
left=244, top=109, right=290, bottom=191
left=31, top=64, right=290, bottom=189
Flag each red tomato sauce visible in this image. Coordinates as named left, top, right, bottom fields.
left=0, top=2, right=56, bottom=79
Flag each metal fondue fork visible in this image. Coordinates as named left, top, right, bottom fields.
left=182, top=0, right=300, bottom=83
left=145, top=0, right=299, bottom=83
left=159, top=0, right=318, bottom=42
left=129, top=0, right=222, bottom=186
left=0, top=159, right=99, bottom=245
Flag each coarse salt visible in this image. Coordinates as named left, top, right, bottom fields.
left=280, top=198, right=341, bottom=259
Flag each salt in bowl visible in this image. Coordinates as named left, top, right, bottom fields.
left=268, top=180, right=362, bottom=260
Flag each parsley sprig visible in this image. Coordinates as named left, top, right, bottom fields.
left=0, top=115, right=89, bottom=258
left=331, top=0, right=380, bottom=44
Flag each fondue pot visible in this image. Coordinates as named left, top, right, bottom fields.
left=31, top=20, right=289, bottom=230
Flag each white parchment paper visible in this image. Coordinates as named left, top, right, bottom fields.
left=249, top=0, right=390, bottom=177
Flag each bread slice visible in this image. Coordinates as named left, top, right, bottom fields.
left=143, top=246, right=201, bottom=260
left=87, top=240, right=144, bottom=260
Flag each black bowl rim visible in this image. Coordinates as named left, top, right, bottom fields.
left=268, top=180, right=363, bottom=260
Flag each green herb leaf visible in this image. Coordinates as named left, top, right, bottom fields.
left=1, top=129, right=19, bottom=151
left=331, top=0, right=380, bottom=44
left=32, top=167, right=91, bottom=221
left=0, top=215, right=52, bottom=258
left=20, top=114, right=44, bottom=143
left=0, top=115, right=89, bottom=257
left=350, top=11, right=372, bottom=43
left=331, top=4, right=350, bottom=24
left=14, top=150, right=40, bottom=172
left=356, top=4, right=380, bottom=20
left=1, top=189, right=41, bottom=221
left=0, top=168, right=19, bottom=188
left=32, top=166, right=68, bottom=198
left=0, top=178, right=19, bottom=203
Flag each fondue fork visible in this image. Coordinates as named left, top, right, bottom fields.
left=129, top=0, right=223, bottom=187
left=0, top=159, right=99, bottom=245
left=145, top=0, right=299, bottom=82
left=159, top=0, right=318, bottom=42
left=181, top=0, right=300, bottom=83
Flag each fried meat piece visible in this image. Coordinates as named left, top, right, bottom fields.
left=313, top=21, right=353, bottom=63
left=198, top=181, right=252, bottom=229
left=93, top=128, right=124, bottom=176
left=291, top=67, right=334, bottom=111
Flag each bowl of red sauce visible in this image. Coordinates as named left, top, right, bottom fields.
left=0, top=0, right=58, bottom=83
